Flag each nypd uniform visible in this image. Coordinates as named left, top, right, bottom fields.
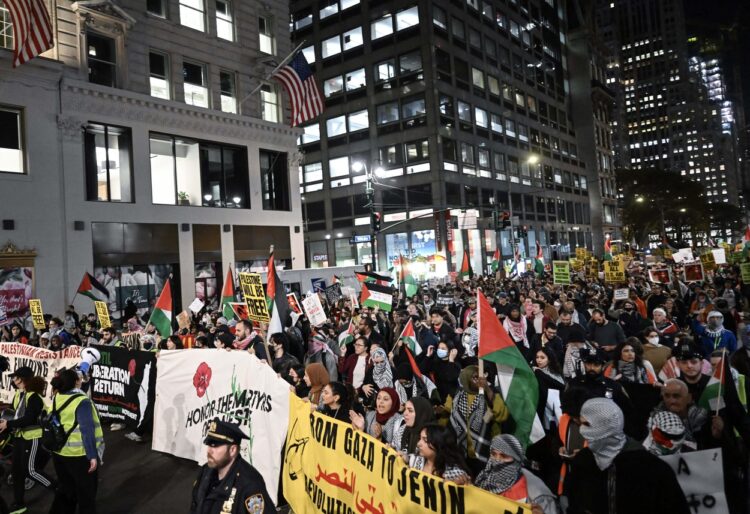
left=190, top=419, right=275, bottom=514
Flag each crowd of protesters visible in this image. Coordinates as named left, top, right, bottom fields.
left=3, top=257, right=750, bottom=514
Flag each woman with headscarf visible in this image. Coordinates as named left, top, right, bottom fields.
left=503, top=305, right=530, bottom=362
left=391, top=397, right=435, bottom=460
left=304, top=331, right=339, bottom=381
left=475, top=434, right=560, bottom=514
left=350, top=387, right=403, bottom=443
left=393, top=362, right=439, bottom=405
left=359, top=347, right=393, bottom=407
left=422, top=340, right=462, bottom=400
left=692, top=310, right=737, bottom=358
left=303, top=363, right=330, bottom=408
left=565, top=398, right=689, bottom=514
left=410, top=423, right=471, bottom=485
left=445, top=365, right=509, bottom=476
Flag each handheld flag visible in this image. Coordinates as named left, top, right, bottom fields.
left=147, top=281, right=173, bottom=338
left=698, top=351, right=728, bottom=414
left=490, top=248, right=501, bottom=273
left=355, top=271, right=392, bottom=286
left=270, top=51, right=324, bottom=127
left=220, top=267, right=236, bottom=320
left=399, top=254, right=418, bottom=297
left=337, top=320, right=356, bottom=349
left=398, top=318, right=421, bottom=356
left=534, top=241, right=544, bottom=277
left=477, top=290, right=539, bottom=447
left=360, top=282, right=393, bottom=312
left=266, top=252, right=291, bottom=341
left=603, top=235, right=613, bottom=261
left=76, top=272, right=109, bottom=302
left=4, top=0, right=53, bottom=67
left=459, top=249, right=473, bottom=281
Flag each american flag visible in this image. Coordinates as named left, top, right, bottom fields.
left=270, top=51, right=323, bottom=127
left=4, top=0, right=53, bottom=67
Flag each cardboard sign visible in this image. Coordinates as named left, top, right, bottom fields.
left=661, top=449, right=729, bottom=514
left=700, top=252, right=717, bottom=271
left=614, top=288, right=629, bottom=301
left=176, top=310, right=191, bottom=330
left=673, top=248, right=694, bottom=264
left=604, top=261, right=625, bottom=283
left=553, top=261, right=571, bottom=285
left=711, top=248, right=726, bottom=265
left=238, top=272, right=271, bottom=323
left=684, top=262, right=705, bottom=283
left=302, top=293, right=327, bottom=327
left=649, top=268, right=672, bottom=284
left=324, top=283, right=343, bottom=305
left=286, top=293, right=302, bottom=314
left=588, top=260, right=599, bottom=279
left=741, top=263, right=750, bottom=283
left=94, top=301, right=112, bottom=329
left=28, top=299, right=45, bottom=330
left=188, top=298, right=205, bottom=314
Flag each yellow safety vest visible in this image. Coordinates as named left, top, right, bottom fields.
left=53, top=393, right=104, bottom=458
left=12, top=391, right=42, bottom=440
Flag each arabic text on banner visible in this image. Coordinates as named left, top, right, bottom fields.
left=152, top=349, right=290, bottom=504
left=0, top=343, right=81, bottom=404
left=283, top=394, right=531, bottom=514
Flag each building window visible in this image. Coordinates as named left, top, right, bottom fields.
left=260, top=150, right=290, bottom=211
left=259, top=16, right=275, bottom=54
left=342, top=27, right=363, bottom=51
left=324, top=76, right=344, bottom=97
left=405, top=140, right=428, bottom=162
left=0, top=107, right=24, bottom=173
left=87, top=32, right=117, bottom=87
left=402, top=96, right=425, bottom=118
left=300, top=124, right=320, bottom=144
left=320, top=0, right=338, bottom=19
left=84, top=123, right=133, bottom=202
left=399, top=51, right=421, bottom=74
left=301, top=45, right=315, bottom=63
left=149, top=133, right=249, bottom=207
left=260, top=84, right=279, bottom=122
left=329, top=156, right=350, bottom=178
left=216, top=0, right=234, bottom=41
left=183, top=61, right=208, bottom=108
left=1, top=3, right=14, bottom=49
left=371, top=15, right=393, bottom=39
left=179, top=0, right=205, bottom=31
left=149, top=52, right=170, bottom=99
left=322, top=35, right=341, bottom=58
left=147, top=0, right=166, bottom=17
left=395, top=6, right=419, bottom=30
left=345, top=68, right=366, bottom=91
left=460, top=143, right=474, bottom=165
left=219, top=70, right=236, bottom=113
left=377, top=102, right=399, bottom=124
left=327, top=115, right=346, bottom=137
left=347, top=110, right=369, bottom=132
left=375, top=59, right=396, bottom=81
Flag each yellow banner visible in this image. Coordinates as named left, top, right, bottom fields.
left=588, top=260, right=599, bottom=279
left=94, top=301, right=111, bottom=329
left=238, top=272, right=270, bottom=322
left=283, top=395, right=530, bottom=514
left=575, top=247, right=587, bottom=260
left=699, top=252, right=716, bottom=271
left=28, top=299, right=45, bottom=329
left=604, top=260, right=626, bottom=283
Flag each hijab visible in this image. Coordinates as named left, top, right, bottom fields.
left=375, top=387, right=401, bottom=424
left=475, top=434, right=524, bottom=494
left=579, top=398, right=627, bottom=470
left=402, top=396, right=435, bottom=454
left=305, top=363, right=329, bottom=405
left=371, top=348, right=393, bottom=389
left=308, top=333, right=333, bottom=356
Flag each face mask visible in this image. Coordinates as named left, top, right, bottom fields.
left=708, top=320, right=720, bottom=329
left=647, top=336, right=659, bottom=345
left=553, top=301, right=561, bottom=309
left=624, top=306, right=634, bottom=311
left=436, top=349, right=448, bottom=359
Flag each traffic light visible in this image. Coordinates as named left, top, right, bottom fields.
left=501, top=211, right=511, bottom=229
left=370, top=211, right=381, bottom=233
left=516, top=225, right=528, bottom=238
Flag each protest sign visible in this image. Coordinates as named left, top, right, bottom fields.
left=238, top=272, right=270, bottom=323
left=176, top=310, right=191, bottom=330
left=287, top=293, right=303, bottom=314
left=649, top=267, right=672, bottom=284
left=741, top=263, right=750, bottom=283
left=700, top=252, right=717, bottom=272
left=588, top=260, right=599, bottom=279
left=229, top=302, right=249, bottom=320
left=311, top=278, right=327, bottom=293
left=0, top=343, right=81, bottom=404
left=614, top=288, right=629, bottom=301
left=188, top=297, right=205, bottom=314
left=711, top=249, right=726, bottom=265
left=28, top=299, right=45, bottom=330
left=684, top=262, right=705, bottom=283
left=661, top=449, right=728, bottom=514
left=553, top=261, right=571, bottom=285
left=604, top=260, right=625, bottom=283
left=283, top=394, right=531, bottom=514
left=673, top=248, right=694, bottom=264
left=576, top=247, right=587, bottom=260
left=94, top=301, right=111, bottom=329
left=324, top=283, right=343, bottom=305
left=90, top=345, right=156, bottom=430
left=0, top=306, right=7, bottom=326
left=153, top=350, right=290, bottom=504
left=436, top=294, right=453, bottom=308
left=302, top=294, right=327, bottom=326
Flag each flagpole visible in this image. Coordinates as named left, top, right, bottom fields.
left=477, top=291, right=484, bottom=382
left=240, top=40, right=307, bottom=105
left=715, top=351, right=725, bottom=417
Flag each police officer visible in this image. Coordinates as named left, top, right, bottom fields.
left=191, top=418, right=274, bottom=514
left=0, top=367, right=54, bottom=514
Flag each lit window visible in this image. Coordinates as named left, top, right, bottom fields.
left=327, top=115, right=347, bottom=137
left=377, top=102, right=399, bottom=124
left=87, top=32, right=117, bottom=87
left=219, top=71, right=237, bottom=113
left=472, top=67, right=484, bottom=88
left=402, top=97, right=425, bottom=118
left=324, top=76, right=344, bottom=96
left=84, top=123, right=133, bottom=202
left=260, top=84, right=279, bottom=122
left=395, top=6, right=419, bottom=30
left=183, top=61, right=208, bottom=108
left=322, top=35, right=341, bottom=58
left=329, top=156, right=350, bottom=177
left=149, top=52, right=170, bottom=99
left=376, top=59, right=396, bottom=81
left=216, top=0, right=234, bottom=41
left=371, top=15, right=393, bottom=39
left=259, top=16, right=275, bottom=54
left=348, top=110, right=369, bottom=132
left=301, top=46, right=315, bottom=63
left=0, top=107, right=24, bottom=173
left=342, top=27, right=363, bottom=50
left=320, top=1, right=338, bottom=19
left=345, top=68, right=366, bottom=90
left=457, top=101, right=471, bottom=122
left=474, top=107, right=488, bottom=128
left=303, top=162, right=323, bottom=183
left=179, top=0, right=205, bottom=31
left=300, top=124, right=320, bottom=144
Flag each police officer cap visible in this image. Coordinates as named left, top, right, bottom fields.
left=580, top=347, right=605, bottom=364
left=674, top=344, right=702, bottom=361
left=10, top=366, right=34, bottom=380
left=203, top=418, right=249, bottom=447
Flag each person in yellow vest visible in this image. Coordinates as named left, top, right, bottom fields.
left=48, top=368, right=104, bottom=514
left=474, top=434, right=560, bottom=514
left=0, top=367, right=54, bottom=514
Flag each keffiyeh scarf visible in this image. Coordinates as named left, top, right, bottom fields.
left=475, top=435, right=524, bottom=493
left=371, top=348, right=393, bottom=389
left=579, top=398, right=627, bottom=470
left=450, top=389, right=492, bottom=462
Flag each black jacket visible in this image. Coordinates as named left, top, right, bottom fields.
left=190, top=456, right=274, bottom=514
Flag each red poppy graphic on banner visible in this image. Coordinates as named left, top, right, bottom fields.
left=128, top=359, right=136, bottom=378
left=193, top=362, right=212, bottom=398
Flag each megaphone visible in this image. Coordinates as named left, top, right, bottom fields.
left=78, top=347, right=101, bottom=376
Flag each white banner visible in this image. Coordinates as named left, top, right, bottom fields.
left=302, top=294, right=327, bottom=326
left=0, top=343, right=81, bottom=404
left=711, top=249, right=726, bottom=265
left=661, top=449, right=728, bottom=514
left=152, top=350, right=290, bottom=504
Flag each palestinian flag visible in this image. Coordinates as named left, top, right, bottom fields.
left=147, top=281, right=173, bottom=338
left=698, top=351, right=728, bottom=412
left=220, top=267, right=236, bottom=320
left=266, top=252, right=291, bottom=342
left=477, top=290, right=541, bottom=447
left=398, top=318, right=421, bottom=356
left=337, top=320, right=356, bottom=348
left=229, top=302, right=249, bottom=320
left=603, top=235, right=613, bottom=261
left=509, top=247, right=521, bottom=277
left=744, top=225, right=750, bottom=249
left=534, top=240, right=544, bottom=277
left=355, top=271, right=392, bottom=286
left=332, top=275, right=340, bottom=284
left=459, top=249, right=473, bottom=281
left=399, top=254, right=418, bottom=297
left=490, top=248, right=501, bottom=273
left=76, top=272, right=109, bottom=302
left=360, top=282, right=393, bottom=311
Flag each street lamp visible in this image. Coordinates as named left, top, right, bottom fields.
left=352, top=160, right=379, bottom=270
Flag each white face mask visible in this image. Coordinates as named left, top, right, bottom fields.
left=553, top=301, right=561, bottom=309
left=647, top=336, right=659, bottom=345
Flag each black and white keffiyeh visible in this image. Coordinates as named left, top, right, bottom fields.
left=474, top=435, right=524, bottom=493
left=579, top=398, right=627, bottom=470
left=371, top=348, right=394, bottom=389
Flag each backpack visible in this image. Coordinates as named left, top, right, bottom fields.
left=40, top=394, right=84, bottom=452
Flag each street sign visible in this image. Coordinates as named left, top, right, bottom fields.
left=349, top=235, right=371, bottom=244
